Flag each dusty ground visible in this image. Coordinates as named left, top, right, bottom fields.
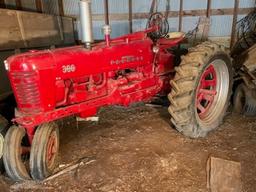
left=1, top=103, right=256, bottom=192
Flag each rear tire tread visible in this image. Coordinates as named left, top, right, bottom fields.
left=168, top=41, right=232, bottom=138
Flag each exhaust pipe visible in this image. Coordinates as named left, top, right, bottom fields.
left=79, top=0, right=94, bottom=49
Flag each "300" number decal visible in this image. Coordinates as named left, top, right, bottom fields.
left=62, top=64, right=76, bottom=73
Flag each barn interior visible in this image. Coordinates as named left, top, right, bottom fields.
left=0, top=0, right=256, bottom=191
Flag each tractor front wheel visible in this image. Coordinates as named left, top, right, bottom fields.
left=168, top=42, right=233, bottom=138
left=30, top=122, right=59, bottom=180
left=0, top=115, right=8, bottom=173
left=3, top=126, right=31, bottom=181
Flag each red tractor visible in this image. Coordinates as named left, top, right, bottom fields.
left=3, top=1, right=233, bottom=181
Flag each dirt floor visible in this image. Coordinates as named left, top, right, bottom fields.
left=1, top=103, right=256, bottom=192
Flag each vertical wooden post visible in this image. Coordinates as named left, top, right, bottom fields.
left=178, top=0, right=183, bottom=32
left=58, top=0, right=64, bottom=16
left=15, top=0, right=22, bottom=10
left=35, top=0, right=43, bottom=13
left=128, top=0, right=133, bottom=33
left=104, top=0, right=109, bottom=25
left=0, top=0, right=6, bottom=8
left=230, top=0, right=239, bottom=48
left=206, top=0, right=211, bottom=18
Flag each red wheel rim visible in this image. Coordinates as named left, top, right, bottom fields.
left=46, top=132, right=58, bottom=168
left=196, top=64, right=217, bottom=119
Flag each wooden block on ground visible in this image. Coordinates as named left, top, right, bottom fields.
left=207, top=156, right=242, bottom=192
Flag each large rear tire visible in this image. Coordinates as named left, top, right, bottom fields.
left=168, top=42, right=233, bottom=138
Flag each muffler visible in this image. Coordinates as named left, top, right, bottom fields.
left=79, top=0, right=94, bottom=49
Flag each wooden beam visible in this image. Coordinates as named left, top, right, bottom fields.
left=206, top=0, right=211, bottom=18
left=0, top=0, right=6, bottom=8
left=58, top=0, right=64, bottom=16
left=230, top=0, right=240, bottom=48
left=0, top=8, right=75, bottom=50
left=15, top=0, right=22, bottom=10
left=178, top=0, right=183, bottom=32
left=128, top=0, right=133, bottom=33
left=104, top=0, right=109, bottom=25
left=35, top=0, right=43, bottom=13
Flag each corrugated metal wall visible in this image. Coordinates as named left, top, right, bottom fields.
left=42, top=0, right=59, bottom=15
left=3, top=0, right=256, bottom=40
left=59, top=0, right=255, bottom=40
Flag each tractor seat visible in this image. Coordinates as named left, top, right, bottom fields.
left=165, top=32, right=185, bottom=39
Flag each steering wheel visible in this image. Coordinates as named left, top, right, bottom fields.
left=146, top=12, right=169, bottom=40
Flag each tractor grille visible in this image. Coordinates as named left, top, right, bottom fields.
left=11, top=71, right=41, bottom=114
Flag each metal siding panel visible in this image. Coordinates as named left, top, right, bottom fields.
left=157, top=0, right=169, bottom=12
left=209, top=15, right=233, bottom=37
left=239, top=0, right=255, bottom=8
left=21, top=0, right=36, bottom=11
left=63, top=0, right=79, bottom=16
left=211, top=0, right=235, bottom=9
left=170, top=0, right=180, bottom=11
left=42, top=0, right=59, bottom=15
left=92, top=0, right=104, bottom=14
left=182, top=16, right=200, bottom=33
left=133, top=19, right=147, bottom=32
left=63, top=0, right=104, bottom=16
left=4, top=0, right=17, bottom=9
left=132, top=0, right=180, bottom=13
left=168, top=17, right=179, bottom=31
left=109, top=0, right=128, bottom=13
left=92, top=20, right=105, bottom=39
left=183, top=0, right=207, bottom=10
left=66, top=0, right=256, bottom=40
left=111, top=21, right=129, bottom=37
left=132, top=0, right=150, bottom=13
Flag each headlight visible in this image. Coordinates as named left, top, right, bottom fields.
left=4, top=60, right=9, bottom=71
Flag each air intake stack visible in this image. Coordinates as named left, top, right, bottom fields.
left=79, top=0, right=94, bottom=49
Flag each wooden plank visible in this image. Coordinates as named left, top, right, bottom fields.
left=86, top=7, right=254, bottom=21
left=57, top=16, right=64, bottom=42
left=0, top=8, right=75, bottom=50
left=19, top=11, right=62, bottom=47
left=178, top=0, right=183, bottom=32
left=0, top=0, right=6, bottom=8
left=128, top=0, right=133, bottom=33
left=207, top=157, right=242, bottom=192
left=201, top=0, right=211, bottom=41
left=195, top=17, right=210, bottom=42
left=35, top=0, right=43, bottom=13
left=0, top=9, right=24, bottom=49
left=58, top=0, right=64, bottom=16
left=230, top=0, right=240, bottom=48
left=16, top=12, right=28, bottom=47
left=15, top=0, right=22, bottom=10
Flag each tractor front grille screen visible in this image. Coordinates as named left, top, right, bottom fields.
left=11, top=71, right=42, bottom=114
